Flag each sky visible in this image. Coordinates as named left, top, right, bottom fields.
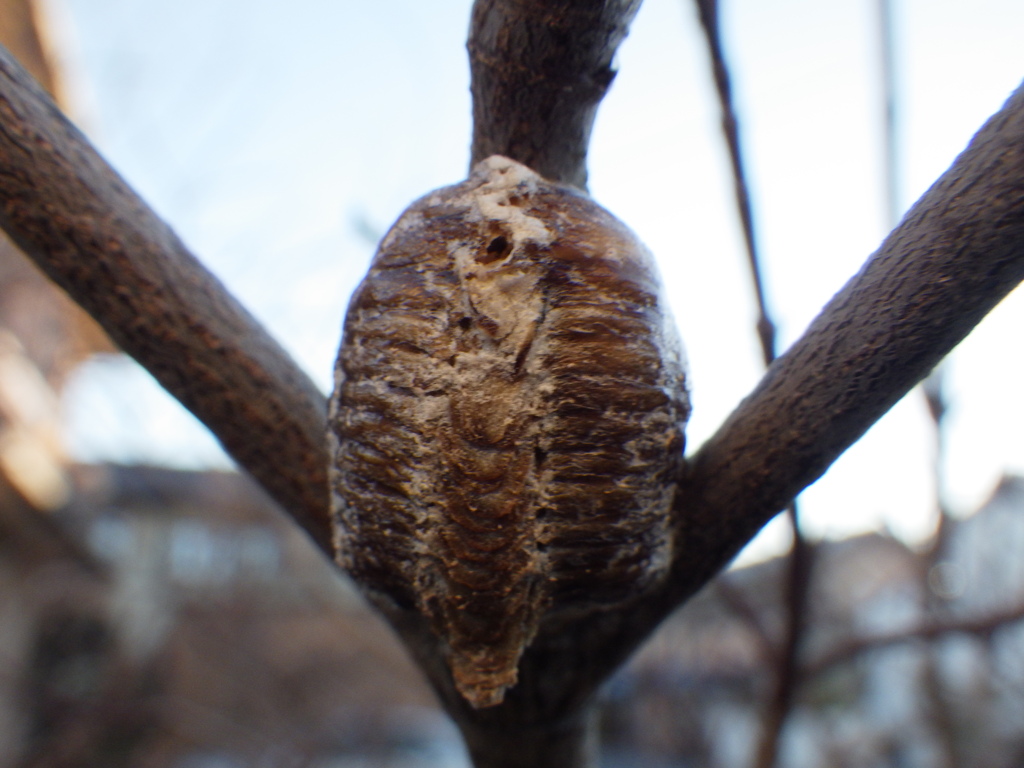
left=48, top=0, right=1024, bottom=564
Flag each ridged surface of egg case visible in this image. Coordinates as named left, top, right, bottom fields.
left=329, top=156, right=690, bottom=708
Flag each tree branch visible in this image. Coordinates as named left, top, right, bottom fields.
left=694, top=0, right=776, bottom=363
left=468, top=0, right=642, bottom=189
left=804, top=602, right=1024, bottom=679
left=671, top=79, right=1024, bottom=603
left=0, top=45, right=332, bottom=555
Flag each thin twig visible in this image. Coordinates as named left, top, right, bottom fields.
left=803, top=602, right=1024, bottom=678
left=693, top=0, right=775, bottom=364
left=920, top=369, right=959, bottom=767
left=752, top=511, right=812, bottom=768
left=712, top=577, right=776, bottom=662
left=692, top=3, right=812, bottom=763
left=878, top=0, right=900, bottom=228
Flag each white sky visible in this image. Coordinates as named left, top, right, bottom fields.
left=52, top=0, right=1024, bottom=563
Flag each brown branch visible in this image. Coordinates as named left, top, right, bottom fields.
left=468, top=0, right=642, bottom=190
left=670, top=78, right=1024, bottom=604
left=712, top=577, right=776, bottom=662
left=804, top=602, right=1024, bottom=679
left=753, top=513, right=813, bottom=768
left=0, top=45, right=333, bottom=555
left=694, top=0, right=775, bottom=363
left=918, top=368, right=960, bottom=766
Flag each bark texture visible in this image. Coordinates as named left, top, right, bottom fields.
left=0, top=45, right=332, bottom=554
left=468, top=0, right=642, bottom=189
left=674, top=80, right=1024, bottom=598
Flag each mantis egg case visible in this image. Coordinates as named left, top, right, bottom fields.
left=329, top=156, right=689, bottom=708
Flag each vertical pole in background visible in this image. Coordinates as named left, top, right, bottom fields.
left=878, top=0, right=900, bottom=229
